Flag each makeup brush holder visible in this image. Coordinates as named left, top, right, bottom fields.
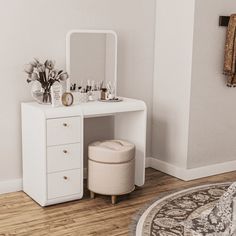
left=92, top=90, right=101, bottom=101
left=71, top=91, right=89, bottom=104
left=78, top=92, right=89, bottom=103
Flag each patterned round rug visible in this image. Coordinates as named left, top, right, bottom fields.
left=134, top=182, right=232, bottom=236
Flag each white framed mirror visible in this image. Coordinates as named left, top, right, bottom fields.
left=66, top=30, right=118, bottom=96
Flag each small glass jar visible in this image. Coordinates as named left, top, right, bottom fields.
left=101, top=88, right=107, bottom=100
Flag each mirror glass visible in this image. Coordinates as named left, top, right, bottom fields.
left=67, top=31, right=117, bottom=95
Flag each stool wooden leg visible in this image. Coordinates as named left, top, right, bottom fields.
left=90, top=191, right=95, bottom=199
left=111, top=195, right=117, bottom=204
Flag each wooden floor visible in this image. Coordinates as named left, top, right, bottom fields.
left=0, top=168, right=235, bottom=236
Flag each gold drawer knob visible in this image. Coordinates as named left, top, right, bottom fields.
left=63, top=150, right=68, bottom=154
left=63, top=176, right=68, bottom=180
left=63, top=123, right=68, bottom=127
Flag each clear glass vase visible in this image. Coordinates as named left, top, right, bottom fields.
left=31, top=81, right=52, bottom=104
left=42, top=90, right=51, bottom=104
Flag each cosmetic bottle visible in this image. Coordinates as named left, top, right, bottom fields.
left=101, top=88, right=107, bottom=100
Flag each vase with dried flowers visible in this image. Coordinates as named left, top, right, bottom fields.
left=24, top=58, right=69, bottom=104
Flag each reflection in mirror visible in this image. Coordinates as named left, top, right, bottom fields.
left=66, top=30, right=117, bottom=100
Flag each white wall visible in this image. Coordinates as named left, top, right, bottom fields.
left=188, top=0, right=236, bottom=168
left=152, top=0, right=195, bottom=168
left=105, top=34, right=116, bottom=84
left=0, top=0, right=156, bottom=183
left=152, top=0, right=236, bottom=179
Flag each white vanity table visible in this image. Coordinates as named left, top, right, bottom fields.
left=22, top=29, right=147, bottom=206
left=21, top=98, right=147, bottom=206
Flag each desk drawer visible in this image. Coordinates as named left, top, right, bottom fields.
left=47, top=143, right=81, bottom=173
left=47, top=117, right=80, bottom=146
left=47, top=169, right=81, bottom=199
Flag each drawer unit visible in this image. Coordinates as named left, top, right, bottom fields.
left=47, top=169, right=81, bottom=199
left=47, top=143, right=81, bottom=173
left=22, top=104, right=83, bottom=206
left=47, top=117, right=81, bottom=146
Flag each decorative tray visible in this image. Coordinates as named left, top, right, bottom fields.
left=98, top=98, right=123, bottom=102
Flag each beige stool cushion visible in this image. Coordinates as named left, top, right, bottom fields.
left=88, top=158, right=135, bottom=195
left=88, top=139, right=135, bottom=197
left=88, top=139, right=135, bottom=163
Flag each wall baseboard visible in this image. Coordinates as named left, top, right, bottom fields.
left=0, top=161, right=152, bottom=195
left=147, top=157, right=187, bottom=180
left=145, top=157, right=152, bottom=168
left=0, top=178, right=22, bottom=195
left=147, top=157, right=236, bottom=181
left=1, top=158, right=235, bottom=195
left=0, top=170, right=89, bottom=195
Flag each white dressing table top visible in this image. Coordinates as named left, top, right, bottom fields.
left=22, top=97, right=146, bottom=119
left=79, top=97, right=146, bottom=117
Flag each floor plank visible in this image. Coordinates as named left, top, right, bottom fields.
left=0, top=168, right=235, bottom=236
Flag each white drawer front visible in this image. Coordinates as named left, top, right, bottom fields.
left=47, top=143, right=81, bottom=173
left=47, top=117, right=81, bottom=146
left=47, top=169, right=81, bottom=199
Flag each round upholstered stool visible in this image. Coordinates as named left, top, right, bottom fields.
left=88, top=140, right=135, bottom=204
